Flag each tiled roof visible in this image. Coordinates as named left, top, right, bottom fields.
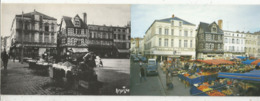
left=156, top=16, right=196, bottom=26
left=16, top=10, right=56, bottom=20
left=62, top=15, right=87, bottom=28
left=199, top=22, right=223, bottom=34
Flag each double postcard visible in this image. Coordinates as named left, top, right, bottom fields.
left=1, top=3, right=260, bottom=98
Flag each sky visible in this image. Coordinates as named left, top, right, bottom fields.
left=1, top=4, right=130, bottom=37
left=131, top=5, right=260, bottom=38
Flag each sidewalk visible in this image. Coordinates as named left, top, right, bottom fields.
left=157, top=67, right=191, bottom=96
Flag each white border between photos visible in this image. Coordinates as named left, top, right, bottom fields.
left=1, top=0, right=260, bottom=101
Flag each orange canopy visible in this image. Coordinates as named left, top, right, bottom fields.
left=251, top=59, right=260, bottom=65
left=197, top=59, right=234, bottom=65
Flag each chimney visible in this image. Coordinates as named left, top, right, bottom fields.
left=218, top=19, right=223, bottom=30
left=172, top=14, right=175, bottom=18
left=83, top=12, right=87, bottom=24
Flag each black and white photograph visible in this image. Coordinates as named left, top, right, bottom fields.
left=1, top=4, right=131, bottom=95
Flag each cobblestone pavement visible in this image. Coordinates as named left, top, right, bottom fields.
left=1, top=59, right=130, bottom=95
left=1, top=60, right=54, bottom=95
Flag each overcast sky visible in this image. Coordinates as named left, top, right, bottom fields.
left=131, top=5, right=260, bottom=38
left=1, top=4, right=130, bottom=37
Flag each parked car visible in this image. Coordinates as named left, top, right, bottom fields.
left=146, top=59, right=158, bottom=75
left=140, top=57, right=147, bottom=63
left=134, top=57, right=140, bottom=62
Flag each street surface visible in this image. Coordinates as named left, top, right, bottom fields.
left=130, top=60, right=190, bottom=96
left=1, top=59, right=130, bottom=95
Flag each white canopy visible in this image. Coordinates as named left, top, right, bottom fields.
left=71, top=48, right=88, bottom=53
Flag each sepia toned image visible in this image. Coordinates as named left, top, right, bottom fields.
left=130, top=5, right=260, bottom=96
left=1, top=4, right=131, bottom=95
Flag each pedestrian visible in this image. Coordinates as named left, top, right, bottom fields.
left=139, top=61, right=146, bottom=82
left=12, top=51, right=16, bottom=62
left=1, top=49, right=9, bottom=70
left=166, top=62, right=173, bottom=89
left=99, top=58, right=103, bottom=67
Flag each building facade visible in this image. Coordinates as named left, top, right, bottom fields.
left=196, top=20, right=224, bottom=60
left=59, top=14, right=89, bottom=56
left=111, top=25, right=131, bottom=58
left=130, top=37, right=143, bottom=55
left=59, top=13, right=130, bottom=58
left=245, top=32, right=258, bottom=57
left=256, top=32, right=260, bottom=59
left=10, top=10, right=57, bottom=59
left=144, top=15, right=196, bottom=61
left=223, top=30, right=246, bottom=59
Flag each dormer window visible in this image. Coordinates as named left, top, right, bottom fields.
left=75, top=21, right=80, bottom=26
left=179, top=22, right=182, bottom=27
left=171, top=20, right=174, bottom=26
left=74, top=17, right=80, bottom=27
left=211, top=24, right=217, bottom=33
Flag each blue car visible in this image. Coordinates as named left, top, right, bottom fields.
left=146, top=59, right=158, bottom=75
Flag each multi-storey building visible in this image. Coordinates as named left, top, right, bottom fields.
left=130, top=37, right=143, bottom=55
left=245, top=32, right=257, bottom=57
left=59, top=13, right=130, bottom=58
left=10, top=10, right=57, bottom=58
left=59, top=13, right=89, bottom=56
left=111, top=25, right=131, bottom=58
left=130, top=38, right=135, bottom=54
left=139, top=38, right=145, bottom=56
left=196, top=20, right=224, bottom=60
left=144, top=14, right=196, bottom=61
left=223, top=30, right=246, bottom=59
left=256, top=31, right=260, bottom=59
left=88, top=25, right=115, bottom=57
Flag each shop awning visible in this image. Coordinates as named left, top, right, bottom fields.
left=242, top=59, right=256, bottom=65
left=251, top=59, right=260, bottom=65
left=237, top=56, right=246, bottom=59
left=71, top=48, right=88, bottom=53
left=118, top=49, right=129, bottom=53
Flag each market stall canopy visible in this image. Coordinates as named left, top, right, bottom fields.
left=71, top=48, right=88, bottom=53
left=251, top=59, right=260, bottom=65
left=250, top=57, right=256, bottom=59
left=197, top=59, right=234, bottom=65
left=242, top=59, right=256, bottom=65
left=236, top=56, right=246, bottom=60
left=218, top=71, right=260, bottom=81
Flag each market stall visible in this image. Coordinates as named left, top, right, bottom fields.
left=35, top=59, right=52, bottom=76
left=242, top=59, right=256, bottom=65
left=217, top=70, right=260, bottom=96
left=190, top=79, right=233, bottom=96
left=251, top=59, right=260, bottom=65
left=27, top=59, right=37, bottom=68
left=178, top=59, right=235, bottom=84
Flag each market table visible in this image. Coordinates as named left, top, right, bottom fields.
left=35, top=62, right=52, bottom=76
left=178, top=73, right=218, bottom=86
left=27, top=59, right=37, bottom=68
left=190, top=86, right=209, bottom=96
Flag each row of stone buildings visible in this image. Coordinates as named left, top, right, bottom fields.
left=132, top=14, right=260, bottom=61
left=5, top=10, right=130, bottom=59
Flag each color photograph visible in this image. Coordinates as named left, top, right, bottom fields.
left=130, top=5, right=260, bottom=96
